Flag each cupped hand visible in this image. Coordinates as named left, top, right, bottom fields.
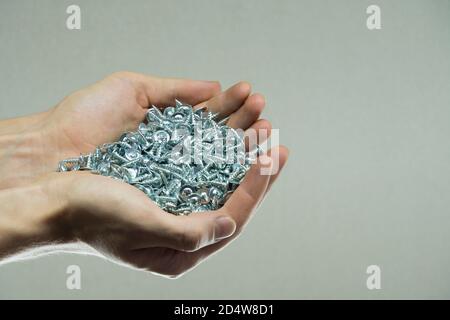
left=0, top=71, right=289, bottom=277
left=47, top=144, right=287, bottom=278
left=1, top=72, right=268, bottom=187
left=44, top=72, right=222, bottom=159
left=47, top=72, right=287, bottom=277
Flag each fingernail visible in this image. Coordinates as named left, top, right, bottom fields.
left=214, top=216, right=236, bottom=241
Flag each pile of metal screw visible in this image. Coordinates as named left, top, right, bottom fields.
left=57, top=100, right=259, bottom=215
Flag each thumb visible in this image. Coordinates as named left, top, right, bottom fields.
left=111, top=72, right=221, bottom=107
left=154, top=212, right=237, bottom=252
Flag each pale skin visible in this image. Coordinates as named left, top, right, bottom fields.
left=0, top=72, right=289, bottom=278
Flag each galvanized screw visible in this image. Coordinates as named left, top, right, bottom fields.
left=57, top=101, right=259, bottom=215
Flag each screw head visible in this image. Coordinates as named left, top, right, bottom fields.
left=57, top=100, right=256, bottom=214
left=164, top=106, right=175, bottom=118
left=153, top=130, right=170, bottom=143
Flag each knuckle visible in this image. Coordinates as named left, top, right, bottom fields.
left=170, top=218, right=205, bottom=251
left=180, top=228, right=202, bottom=251
left=210, top=81, right=222, bottom=92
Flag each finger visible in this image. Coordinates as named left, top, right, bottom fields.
left=134, top=147, right=287, bottom=276
left=111, top=71, right=221, bottom=107
left=140, top=210, right=237, bottom=252
left=194, top=81, right=251, bottom=118
left=244, top=119, right=272, bottom=151
left=222, top=151, right=274, bottom=227
left=127, top=246, right=201, bottom=278
left=151, top=77, right=222, bottom=107
left=227, top=93, right=265, bottom=129
left=132, top=151, right=273, bottom=249
left=264, top=145, right=289, bottom=195
left=176, top=148, right=285, bottom=265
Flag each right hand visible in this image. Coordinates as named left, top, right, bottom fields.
left=41, top=145, right=287, bottom=278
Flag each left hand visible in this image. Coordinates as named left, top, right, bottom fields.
left=0, top=71, right=269, bottom=189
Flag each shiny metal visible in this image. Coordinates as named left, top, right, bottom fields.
left=57, top=101, right=258, bottom=214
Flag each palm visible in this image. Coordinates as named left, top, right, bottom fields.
left=70, top=172, right=245, bottom=276
left=67, top=173, right=215, bottom=274
left=50, top=75, right=148, bottom=156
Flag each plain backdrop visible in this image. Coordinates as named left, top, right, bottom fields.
left=0, top=0, right=449, bottom=299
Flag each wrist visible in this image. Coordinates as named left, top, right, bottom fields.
left=0, top=111, right=50, bottom=136
left=0, top=121, right=61, bottom=189
left=0, top=175, right=72, bottom=260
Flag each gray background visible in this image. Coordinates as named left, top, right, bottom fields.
left=0, top=0, right=449, bottom=299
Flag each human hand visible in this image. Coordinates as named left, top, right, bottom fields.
left=0, top=72, right=266, bottom=189
left=15, top=143, right=286, bottom=277
left=0, top=72, right=289, bottom=277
